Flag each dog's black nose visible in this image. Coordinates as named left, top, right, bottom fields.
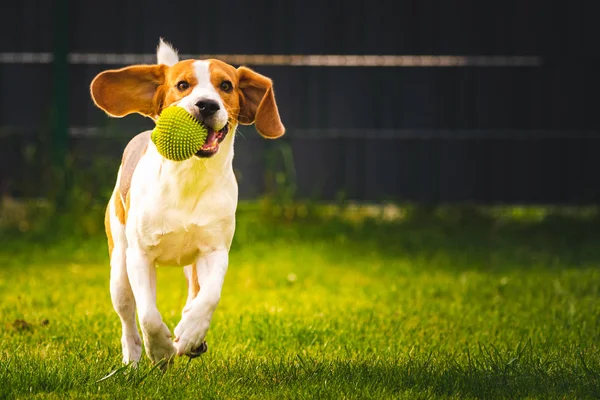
left=195, top=99, right=220, bottom=117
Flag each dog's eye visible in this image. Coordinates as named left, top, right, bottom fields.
left=177, top=81, right=190, bottom=91
left=220, top=80, right=233, bottom=93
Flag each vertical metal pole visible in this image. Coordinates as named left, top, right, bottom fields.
left=53, top=0, right=69, bottom=205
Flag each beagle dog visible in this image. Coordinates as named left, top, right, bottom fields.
left=90, top=39, right=284, bottom=366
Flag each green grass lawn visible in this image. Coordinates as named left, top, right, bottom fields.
left=1, top=206, right=599, bottom=399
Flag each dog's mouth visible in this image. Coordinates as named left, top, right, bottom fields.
left=195, top=125, right=229, bottom=158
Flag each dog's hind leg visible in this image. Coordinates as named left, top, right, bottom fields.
left=183, top=263, right=200, bottom=314
left=107, top=192, right=142, bottom=366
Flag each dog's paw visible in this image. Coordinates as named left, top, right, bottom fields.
left=147, top=340, right=176, bottom=369
left=173, top=318, right=209, bottom=357
left=144, top=324, right=176, bottom=366
left=121, top=333, right=142, bottom=366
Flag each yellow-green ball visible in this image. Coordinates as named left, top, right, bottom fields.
left=151, top=107, right=208, bottom=161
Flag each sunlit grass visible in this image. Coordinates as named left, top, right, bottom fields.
left=1, top=207, right=599, bottom=398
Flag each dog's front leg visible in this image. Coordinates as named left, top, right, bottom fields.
left=174, top=250, right=228, bottom=357
left=126, top=247, right=176, bottom=365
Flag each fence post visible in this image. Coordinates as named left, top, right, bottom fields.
left=52, top=0, right=69, bottom=208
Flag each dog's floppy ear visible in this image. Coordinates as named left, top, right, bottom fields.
left=90, top=64, right=167, bottom=118
left=237, top=67, right=285, bottom=139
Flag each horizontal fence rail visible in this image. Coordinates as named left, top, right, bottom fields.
left=0, top=52, right=543, bottom=67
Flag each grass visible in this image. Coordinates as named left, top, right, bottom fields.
left=0, top=204, right=600, bottom=399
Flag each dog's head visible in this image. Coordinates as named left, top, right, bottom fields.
left=90, top=39, right=285, bottom=158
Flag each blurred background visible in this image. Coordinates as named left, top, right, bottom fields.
left=0, top=0, right=598, bottom=233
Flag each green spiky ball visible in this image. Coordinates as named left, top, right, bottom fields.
left=151, top=107, right=208, bottom=161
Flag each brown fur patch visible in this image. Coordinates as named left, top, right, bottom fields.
left=113, top=188, right=126, bottom=225
left=105, top=204, right=114, bottom=257
left=112, top=187, right=132, bottom=226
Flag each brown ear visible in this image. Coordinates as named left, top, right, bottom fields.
left=237, top=66, right=285, bottom=138
left=90, top=64, right=167, bottom=118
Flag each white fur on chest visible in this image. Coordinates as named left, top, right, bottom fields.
left=125, top=136, right=237, bottom=266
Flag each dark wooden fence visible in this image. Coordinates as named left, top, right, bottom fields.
left=0, top=0, right=598, bottom=203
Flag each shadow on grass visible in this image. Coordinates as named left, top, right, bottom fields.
left=3, top=203, right=600, bottom=273
left=234, top=205, right=600, bottom=273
